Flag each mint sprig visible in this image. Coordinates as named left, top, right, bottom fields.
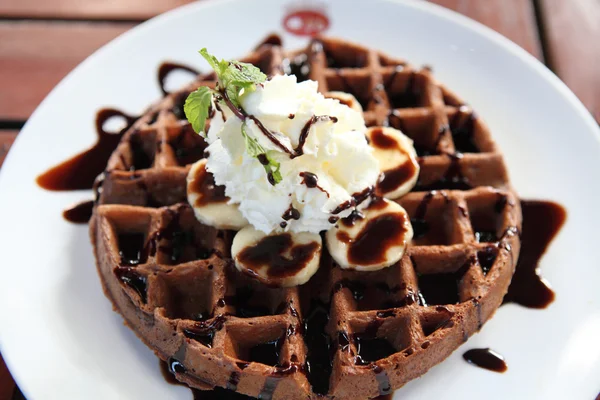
left=183, top=48, right=282, bottom=185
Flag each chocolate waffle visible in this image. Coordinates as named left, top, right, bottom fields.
left=90, top=37, right=522, bottom=399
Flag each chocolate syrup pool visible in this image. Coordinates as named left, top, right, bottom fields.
left=503, top=200, right=566, bottom=309
left=62, top=200, right=94, bottom=224
left=463, top=348, right=507, bottom=373
left=36, top=108, right=137, bottom=191
left=36, top=108, right=138, bottom=224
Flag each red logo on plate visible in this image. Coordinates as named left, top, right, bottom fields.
left=283, top=3, right=330, bottom=37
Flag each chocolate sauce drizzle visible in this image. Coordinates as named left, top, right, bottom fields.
left=369, top=127, right=419, bottom=195
left=294, top=115, right=338, bottom=157
left=333, top=279, right=366, bottom=302
left=463, top=348, right=507, bottom=373
left=450, top=107, right=479, bottom=153
left=159, top=360, right=254, bottom=399
left=299, top=172, right=329, bottom=197
left=237, top=234, right=319, bottom=280
left=223, top=286, right=274, bottom=318
left=247, top=115, right=294, bottom=156
left=36, top=108, right=140, bottom=224
left=114, top=267, right=147, bottom=303
left=117, top=232, right=148, bottom=266
left=354, top=335, right=396, bottom=366
left=351, top=320, right=395, bottom=396
left=169, top=123, right=208, bottom=166
left=331, top=186, right=374, bottom=215
left=369, top=127, right=397, bottom=149
left=188, top=164, right=228, bottom=207
left=341, top=209, right=364, bottom=227
left=415, top=152, right=472, bottom=191
left=303, top=300, right=333, bottom=395
left=62, top=200, right=94, bottom=224
left=157, top=62, right=200, bottom=96
left=149, top=205, right=212, bottom=264
left=503, top=200, right=566, bottom=308
left=378, top=157, right=418, bottom=194
left=337, top=208, right=409, bottom=266
left=410, top=191, right=435, bottom=238
left=300, top=171, right=318, bottom=188
left=281, top=205, right=301, bottom=221
left=415, top=255, right=472, bottom=307
left=388, top=70, right=422, bottom=109
left=249, top=337, right=283, bottom=366
left=37, top=108, right=138, bottom=191
left=183, top=315, right=227, bottom=348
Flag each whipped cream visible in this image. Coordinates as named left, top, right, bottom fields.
left=204, top=75, right=380, bottom=234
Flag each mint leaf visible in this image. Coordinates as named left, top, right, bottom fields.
left=225, top=85, right=241, bottom=109
left=199, top=48, right=229, bottom=78
left=221, top=61, right=266, bottom=106
left=241, top=122, right=263, bottom=156
left=184, top=86, right=213, bottom=134
left=226, top=61, right=267, bottom=87
left=267, top=151, right=283, bottom=184
left=242, top=123, right=282, bottom=185
left=198, top=49, right=266, bottom=92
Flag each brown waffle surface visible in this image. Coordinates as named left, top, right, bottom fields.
left=90, top=37, right=522, bottom=399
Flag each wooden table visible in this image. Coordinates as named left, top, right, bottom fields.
left=0, top=0, right=598, bottom=398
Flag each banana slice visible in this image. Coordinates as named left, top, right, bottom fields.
left=232, top=226, right=322, bottom=287
left=187, top=159, right=248, bottom=230
left=366, top=126, right=420, bottom=200
left=326, top=198, right=413, bottom=271
left=325, top=91, right=363, bottom=113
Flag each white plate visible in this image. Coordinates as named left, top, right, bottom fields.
left=1, top=0, right=599, bottom=399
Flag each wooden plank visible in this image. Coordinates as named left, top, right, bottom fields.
left=0, top=22, right=134, bottom=120
left=0, top=0, right=192, bottom=21
left=429, top=0, right=543, bottom=59
left=0, top=131, right=18, bottom=168
left=539, top=0, right=600, bottom=121
left=0, top=354, right=16, bottom=400
left=0, top=0, right=542, bottom=62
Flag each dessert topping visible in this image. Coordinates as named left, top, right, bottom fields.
left=185, top=49, right=380, bottom=234
left=366, top=127, right=420, bottom=199
left=324, top=91, right=363, bottom=113
left=186, top=159, right=247, bottom=230
left=231, top=226, right=322, bottom=287
left=326, top=197, right=413, bottom=271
